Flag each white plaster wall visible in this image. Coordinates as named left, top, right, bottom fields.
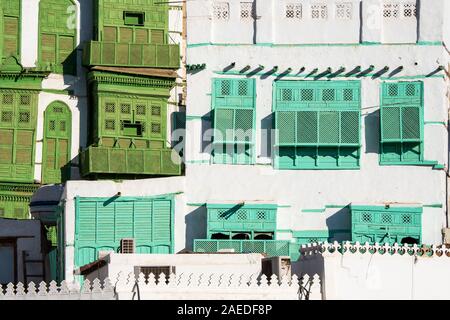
left=17, top=0, right=90, bottom=183
left=296, top=250, right=450, bottom=300
left=0, top=219, right=44, bottom=284
left=85, top=252, right=263, bottom=282
left=417, top=0, right=444, bottom=43
left=62, top=178, right=186, bottom=283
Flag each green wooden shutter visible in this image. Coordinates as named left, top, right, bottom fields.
left=42, top=102, right=72, bottom=184
left=212, top=78, right=255, bottom=165
left=274, top=81, right=360, bottom=169
left=380, top=81, right=423, bottom=164
left=75, top=197, right=173, bottom=267
left=3, top=16, right=19, bottom=57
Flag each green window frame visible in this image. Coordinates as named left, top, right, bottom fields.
left=380, top=81, right=424, bottom=165
left=274, top=81, right=361, bottom=169
left=0, top=90, right=37, bottom=183
left=351, top=205, right=422, bottom=245
left=96, top=94, right=166, bottom=149
left=38, top=0, right=77, bottom=74
left=42, top=101, right=72, bottom=184
left=212, top=78, right=256, bottom=165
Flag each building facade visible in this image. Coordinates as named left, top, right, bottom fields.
left=184, top=0, right=449, bottom=255
left=1, top=0, right=449, bottom=285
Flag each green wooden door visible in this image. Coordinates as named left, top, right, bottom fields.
left=42, top=102, right=71, bottom=184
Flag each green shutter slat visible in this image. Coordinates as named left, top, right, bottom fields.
left=297, top=111, right=318, bottom=144
left=318, top=111, right=340, bottom=144
left=3, top=16, right=19, bottom=56
left=402, top=106, right=420, bottom=140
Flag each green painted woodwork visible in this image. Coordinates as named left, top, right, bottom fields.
left=351, top=205, right=422, bottom=245
left=46, top=226, right=57, bottom=246
left=0, top=183, right=39, bottom=219
left=380, top=81, right=424, bottom=164
left=42, top=102, right=72, bottom=184
left=194, top=239, right=294, bottom=257
left=0, top=90, right=38, bottom=182
left=187, top=41, right=444, bottom=48
left=0, top=0, right=21, bottom=68
left=212, top=78, right=256, bottom=165
left=80, top=145, right=181, bottom=176
left=74, top=196, right=174, bottom=268
left=82, top=71, right=180, bottom=177
left=206, top=203, right=277, bottom=239
left=94, top=0, right=168, bottom=44
left=48, top=247, right=58, bottom=282
left=83, top=41, right=180, bottom=68
left=274, top=81, right=361, bottom=169
left=86, top=0, right=178, bottom=69
left=38, top=0, right=77, bottom=74
left=56, top=204, right=65, bottom=283
left=293, top=230, right=329, bottom=245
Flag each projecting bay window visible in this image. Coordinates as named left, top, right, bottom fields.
left=38, top=0, right=77, bottom=74
left=1, top=0, right=21, bottom=64
left=212, top=78, right=256, bottom=165
left=0, top=91, right=37, bottom=182
left=380, top=81, right=423, bottom=165
left=274, top=81, right=361, bottom=169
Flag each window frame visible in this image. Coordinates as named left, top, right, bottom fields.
left=273, top=81, right=361, bottom=170
left=379, top=81, right=424, bottom=166
left=211, top=78, right=256, bottom=165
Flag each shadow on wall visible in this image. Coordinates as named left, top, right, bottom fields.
left=184, top=206, right=208, bottom=250
left=260, top=113, right=273, bottom=158
left=201, top=112, right=213, bottom=153
left=325, top=206, right=352, bottom=242
left=364, top=109, right=380, bottom=154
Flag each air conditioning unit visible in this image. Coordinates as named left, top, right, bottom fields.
left=120, top=238, right=135, bottom=254
left=261, top=256, right=292, bottom=280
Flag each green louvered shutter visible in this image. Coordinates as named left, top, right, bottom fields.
left=380, top=82, right=423, bottom=164
left=42, top=102, right=72, bottom=184
left=212, top=78, right=255, bottom=164
left=3, top=16, right=19, bottom=57
left=274, top=81, right=361, bottom=169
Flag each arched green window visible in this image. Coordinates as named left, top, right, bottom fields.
left=42, top=101, right=72, bottom=184
left=38, top=0, right=77, bottom=74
